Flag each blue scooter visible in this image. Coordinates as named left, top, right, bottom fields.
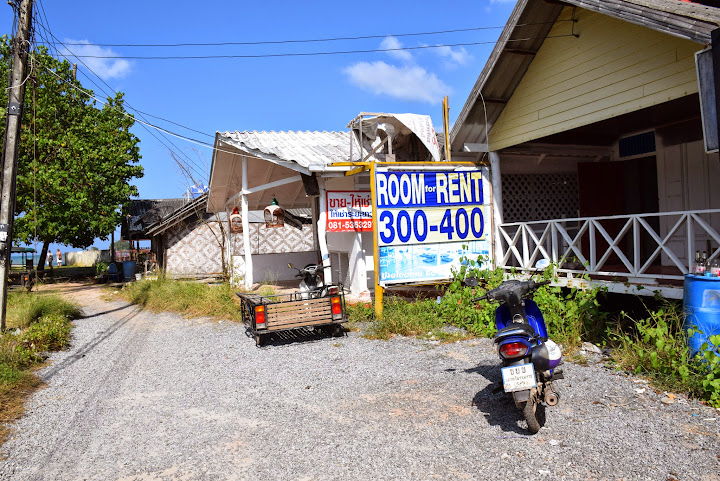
left=473, top=278, right=563, bottom=433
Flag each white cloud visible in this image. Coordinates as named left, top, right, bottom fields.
left=434, top=45, right=471, bottom=67
left=343, top=61, right=449, bottom=104
left=380, top=36, right=413, bottom=63
left=60, top=40, right=132, bottom=80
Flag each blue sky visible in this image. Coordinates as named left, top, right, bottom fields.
left=1, top=0, right=516, bottom=252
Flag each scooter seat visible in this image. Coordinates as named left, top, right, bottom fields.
left=494, top=323, right=536, bottom=342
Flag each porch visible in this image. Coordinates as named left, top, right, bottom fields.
left=496, top=209, right=720, bottom=299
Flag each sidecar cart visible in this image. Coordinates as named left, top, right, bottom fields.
left=237, top=286, right=346, bottom=346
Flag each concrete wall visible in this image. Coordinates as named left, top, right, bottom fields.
left=231, top=251, right=319, bottom=285
left=65, top=249, right=112, bottom=266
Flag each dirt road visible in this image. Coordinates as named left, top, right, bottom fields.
left=0, top=282, right=719, bottom=480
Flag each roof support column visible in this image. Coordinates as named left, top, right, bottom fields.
left=489, top=150, right=504, bottom=268
left=317, top=177, right=332, bottom=283
left=241, top=156, right=253, bottom=289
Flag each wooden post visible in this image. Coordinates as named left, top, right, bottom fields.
left=0, top=0, right=34, bottom=331
left=488, top=151, right=503, bottom=269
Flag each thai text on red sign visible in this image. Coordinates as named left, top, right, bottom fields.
left=326, top=191, right=373, bottom=232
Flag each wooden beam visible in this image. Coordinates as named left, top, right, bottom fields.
left=504, top=48, right=538, bottom=56
left=464, top=143, right=489, bottom=153
left=480, top=97, right=508, bottom=104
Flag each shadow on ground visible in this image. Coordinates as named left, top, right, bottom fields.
left=247, top=325, right=346, bottom=348
left=465, top=363, right=537, bottom=435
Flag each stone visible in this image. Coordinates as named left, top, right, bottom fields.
left=581, top=342, right=603, bottom=354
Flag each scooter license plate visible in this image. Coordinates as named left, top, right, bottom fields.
left=501, top=364, right=537, bottom=392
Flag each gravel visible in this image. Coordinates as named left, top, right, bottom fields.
left=1, top=294, right=719, bottom=480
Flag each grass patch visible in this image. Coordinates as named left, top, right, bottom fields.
left=348, top=297, right=472, bottom=342
left=1, top=292, right=82, bottom=446
left=5, top=291, right=82, bottom=329
left=119, top=278, right=242, bottom=321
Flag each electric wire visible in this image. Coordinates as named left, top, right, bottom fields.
left=28, top=60, right=298, bottom=168
left=50, top=21, right=569, bottom=48
left=32, top=3, right=210, bottom=183
left=32, top=10, right=209, bottom=183
left=20, top=8, right=577, bottom=186
left=65, top=37, right=574, bottom=60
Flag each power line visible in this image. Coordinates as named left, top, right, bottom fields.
left=27, top=59, right=301, bottom=172
left=31, top=56, right=219, bottom=160
left=63, top=37, right=573, bottom=60
left=48, top=22, right=567, bottom=48
left=33, top=2, right=209, bottom=181
left=32, top=8, right=209, bottom=182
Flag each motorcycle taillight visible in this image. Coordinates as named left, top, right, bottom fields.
left=327, top=286, right=338, bottom=295
left=499, top=342, right=528, bottom=359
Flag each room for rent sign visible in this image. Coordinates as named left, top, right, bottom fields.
left=374, top=168, right=491, bottom=285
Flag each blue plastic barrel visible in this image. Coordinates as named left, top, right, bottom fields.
left=122, top=261, right=137, bottom=281
left=683, top=274, right=720, bottom=357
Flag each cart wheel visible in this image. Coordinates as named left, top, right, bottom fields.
left=254, top=334, right=264, bottom=347
left=332, top=325, right=344, bottom=337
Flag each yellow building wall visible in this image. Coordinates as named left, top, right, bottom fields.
left=489, top=7, right=702, bottom=151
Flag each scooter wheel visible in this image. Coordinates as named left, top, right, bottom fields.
left=523, top=399, right=543, bottom=434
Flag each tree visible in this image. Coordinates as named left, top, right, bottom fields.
left=113, top=240, right=131, bottom=251
left=0, top=37, right=143, bottom=269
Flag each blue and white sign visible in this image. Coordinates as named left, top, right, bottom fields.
left=375, top=168, right=490, bottom=285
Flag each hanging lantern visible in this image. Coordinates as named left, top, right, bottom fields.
left=264, top=197, right=285, bottom=228
left=229, top=206, right=243, bottom=233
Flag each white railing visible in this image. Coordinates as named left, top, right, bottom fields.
left=497, top=209, right=720, bottom=282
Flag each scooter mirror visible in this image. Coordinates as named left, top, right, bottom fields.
left=463, top=276, right=479, bottom=287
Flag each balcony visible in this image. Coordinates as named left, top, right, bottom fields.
left=496, top=209, right=720, bottom=298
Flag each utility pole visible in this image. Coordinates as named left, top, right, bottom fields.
left=0, top=0, right=34, bottom=331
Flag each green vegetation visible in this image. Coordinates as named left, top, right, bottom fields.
left=0, top=37, right=143, bottom=269
left=120, top=277, right=242, bottom=321
left=609, top=301, right=720, bottom=407
left=1, top=292, right=83, bottom=445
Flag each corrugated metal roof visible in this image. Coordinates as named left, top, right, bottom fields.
left=218, top=131, right=352, bottom=170
left=121, top=198, right=188, bottom=239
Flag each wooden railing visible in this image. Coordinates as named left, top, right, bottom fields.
left=497, top=209, right=720, bottom=282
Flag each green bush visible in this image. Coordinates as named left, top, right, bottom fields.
left=346, top=301, right=375, bottom=323
left=6, top=291, right=82, bottom=329
left=438, top=260, right=607, bottom=349
left=0, top=296, right=78, bottom=446
left=695, top=336, right=720, bottom=407
left=364, top=296, right=444, bottom=340
left=608, top=301, right=720, bottom=408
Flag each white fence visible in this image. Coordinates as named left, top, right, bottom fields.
left=497, top=209, right=720, bottom=283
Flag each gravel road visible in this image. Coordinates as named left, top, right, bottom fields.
left=0, top=285, right=719, bottom=480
